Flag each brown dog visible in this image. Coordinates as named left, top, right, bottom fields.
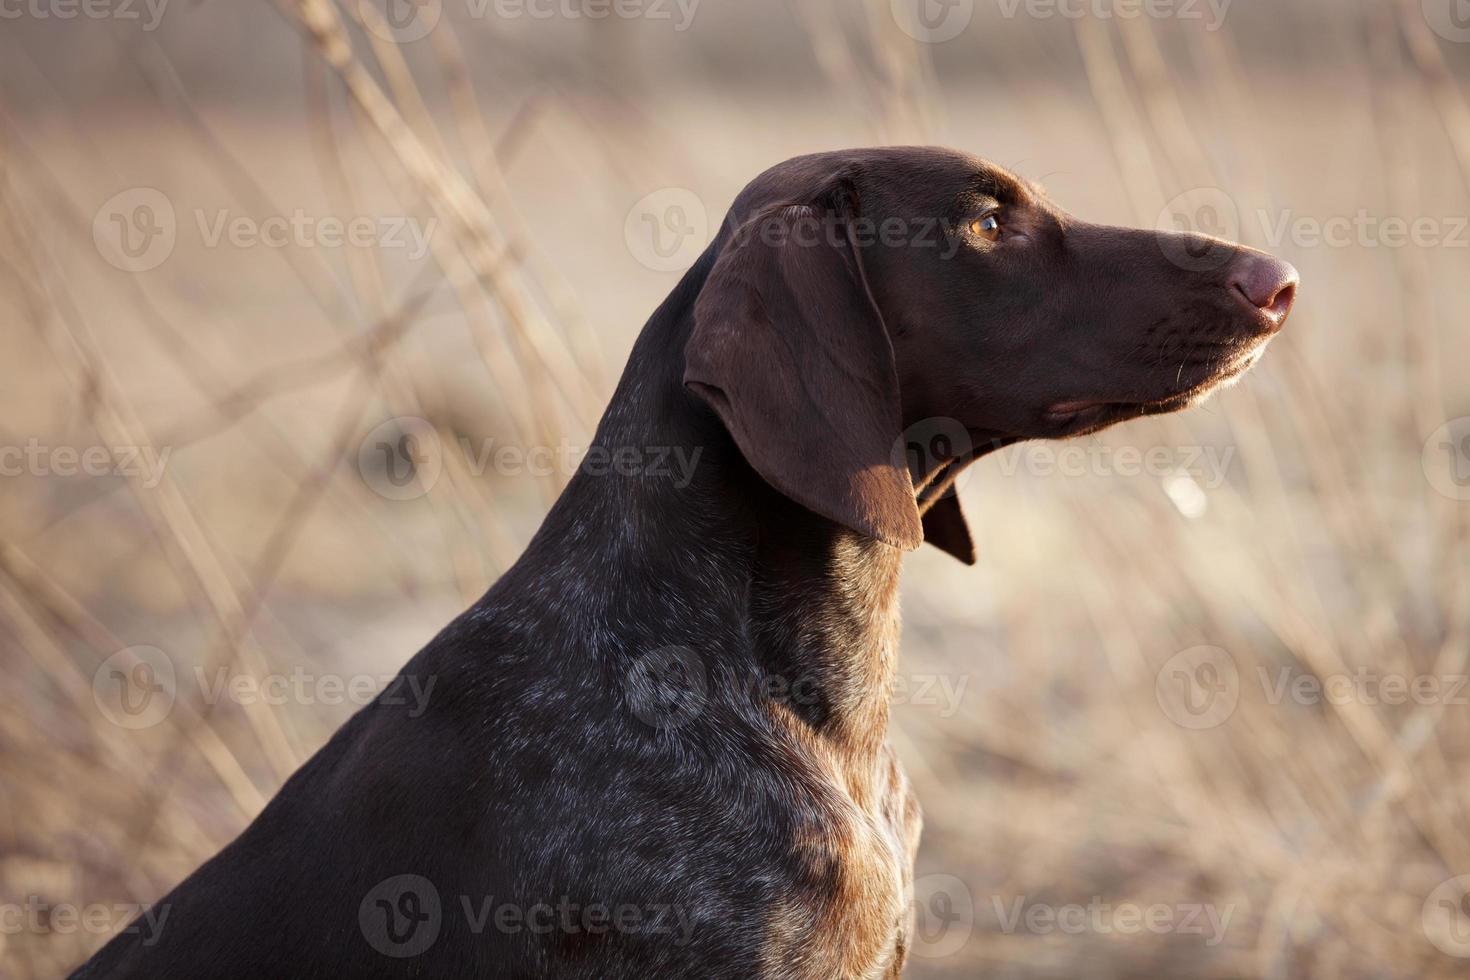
left=73, top=147, right=1295, bottom=979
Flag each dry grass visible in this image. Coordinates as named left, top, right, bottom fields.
left=2, top=0, right=1469, bottom=976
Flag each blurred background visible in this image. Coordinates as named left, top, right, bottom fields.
left=3, top=0, right=1470, bottom=975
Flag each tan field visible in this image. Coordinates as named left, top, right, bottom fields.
left=2, top=0, right=1469, bottom=976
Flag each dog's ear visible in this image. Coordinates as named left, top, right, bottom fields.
left=907, top=441, right=982, bottom=565
left=684, top=184, right=923, bottom=551
left=920, top=494, right=976, bottom=565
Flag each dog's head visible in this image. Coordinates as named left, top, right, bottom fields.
left=684, top=147, right=1297, bottom=562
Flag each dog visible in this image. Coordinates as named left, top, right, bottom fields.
left=72, top=146, right=1297, bottom=979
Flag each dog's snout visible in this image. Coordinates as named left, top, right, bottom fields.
left=1229, top=254, right=1299, bottom=329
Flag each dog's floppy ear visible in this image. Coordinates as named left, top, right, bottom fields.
left=684, top=184, right=923, bottom=551
left=920, top=494, right=976, bottom=565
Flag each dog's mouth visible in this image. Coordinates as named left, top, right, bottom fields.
left=1044, top=339, right=1271, bottom=433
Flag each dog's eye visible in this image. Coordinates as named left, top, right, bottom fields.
left=969, top=212, right=1002, bottom=242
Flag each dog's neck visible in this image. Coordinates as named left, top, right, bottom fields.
left=513, top=246, right=928, bottom=773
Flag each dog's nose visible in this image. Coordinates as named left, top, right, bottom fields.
left=1229, top=254, right=1298, bottom=330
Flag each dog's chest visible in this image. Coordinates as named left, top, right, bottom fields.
left=755, top=737, right=922, bottom=979
left=753, top=554, right=918, bottom=976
